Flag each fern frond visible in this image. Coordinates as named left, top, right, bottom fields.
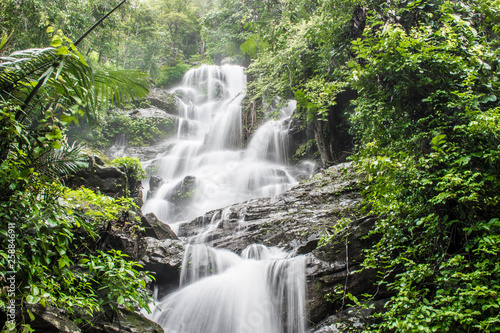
left=1, top=47, right=151, bottom=119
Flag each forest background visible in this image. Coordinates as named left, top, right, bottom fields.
left=1, top=0, right=500, bottom=332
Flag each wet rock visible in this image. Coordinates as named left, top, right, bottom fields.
left=147, top=88, right=177, bottom=115
left=86, top=309, right=164, bottom=333
left=176, top=162, right=384, bottom=328
left=22, top=305, right=81, bottom=333
left=176, top=212, right=220, bottom=239
left=120, top=143, right=172, bottom=161
left=105, top=98, right=178, bottom=160
left=141, top=212, right=178, bottom=240
left=66, top=154, right=128, bottom=197
left=128, top=107, right=178, bottom=122
left=167, top=175, right=197, bottom=209
left=138, top=237, right=184, bottom=298
left=103, top=227, right=182, bottom=299
left=178, top=163, right=363, bottom=253
left=11, top=305, right=163, bottom=333
left=309, top=300, right=385, bottom=333
left=105, top=231, right=140, bottom=260
left=147, top=176, right=164, bottom=199
left=306, top=216, right=382, bottom=324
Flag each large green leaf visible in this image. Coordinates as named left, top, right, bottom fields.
left=92, top=69, right=151, bottom=110
left=0, top=46, right=151, bottom=124
left=34, top=142, right=89, bottom=178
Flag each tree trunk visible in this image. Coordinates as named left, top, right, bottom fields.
left=313, top=89, right=357, bottom=166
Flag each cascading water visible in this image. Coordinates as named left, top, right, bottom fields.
left=142, top=65, right=309, bottom=333
left=148, top=244, right=306, bottom=333
left=108, top=133, right=127, bottom=158
left=142, top=65, right=302, bottom=229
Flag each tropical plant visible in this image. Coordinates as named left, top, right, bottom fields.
left=112, top=157, right=146, bottom=183
left=346, top=1, right=500, bottom=331
left=0, top=32, right=150, bottom=121
left=111, top=156, right=147, bottom=197
left=64, top=186, right=139, bottom=226
left=155, top=61, right=191, bottom=88
left=0, top=6, right=154, bottom=331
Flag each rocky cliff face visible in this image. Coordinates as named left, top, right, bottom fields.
left=178, top=163, right=362, bottom=251
left=66, top=154, right=129, bottom=197
left=173, top=162, right=388, bottom=331
left=107, top=90, right=178, bottom=160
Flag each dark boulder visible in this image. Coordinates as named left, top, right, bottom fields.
left=66, top=154, right=128, bottom=197
left=146, top=88, right=177, bottom=115
left=166, top=176, right=198, bottom=219
left=167, top=176, right=197, bottom=205
left=89, top=309, right=164, bottom=333
left=141, top=212, right=178, bottom=240
left=3, top=306, right=164, bottom=333
left=306, top=216, right=383, bottom=324
left=309, top=300, right=385, bottom=333
left=23, top=305, right=81, bottom=333
left=138, top=237, right=184, bottom=298
left=147, top=176, right=164, bottom=199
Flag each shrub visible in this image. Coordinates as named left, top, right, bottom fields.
left=155, top=62, right=191, bottom=88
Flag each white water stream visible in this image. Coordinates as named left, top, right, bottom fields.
left=142, top=65, right=309, bottom=333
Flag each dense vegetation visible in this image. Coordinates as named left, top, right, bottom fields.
left=0, top=9, right=154, bottom=332
left=2, top=0, right=500, bottom=332
left=67, top=107, right=176, bottom=149
left=1, top=0, right=206, bottom=87
left=348, top=3, right=500, bottom=331
left=203, top=0, right=500, bottom=331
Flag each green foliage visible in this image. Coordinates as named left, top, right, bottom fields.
left=240, top=33, right=269, bottom=58
left=112, top=156, right=146, bottom=184
left=200, top=0, right=254, bottom=61
left=77, top=249, right=152, bottom=315
left=245, top=0, right=362, bottom=104
left=293, top=139, right=318, bottom=162
left=0, top=27, right=154, bottom=330
left=0, top=162, right=152, bottom=330
left=67, top=109, right=175, bottom=148
left=295, top=78, right=348, bottom=122
left=318, top=217, right=352, bottom=247
left=112, top=114, right=175, bottom=147
left=92, top=69, right=151, bottom=110
left=345, top=1, right=500, bottom=331
left=0, top=30, right=13, bottom=51
left=155, top=61, right=191, bottom=88
left=0, top=32, right=150, bottom=131
left=64, top=186, right=139, bottom=226
left=34, top=142, right=89, bottom=179
left=0, top=0, right=203, bottom=82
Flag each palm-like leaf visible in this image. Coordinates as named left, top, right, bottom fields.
left=34, top=142, right=89, bottom=178
left=0, top=48, right=59, bottom=103
left=0, top=43, right=151, bottom=181
left=0, top=46, right=151, bottom=123
left=92, top=69, right=151, bottom=110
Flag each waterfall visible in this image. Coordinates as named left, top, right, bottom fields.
left=148, top=245, right=306, bottom=333
left=142, top=65, right=301, bottom=229
left=142, top=65, right=308, bottom=333
left=108, top=133, right=127, bottom=158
